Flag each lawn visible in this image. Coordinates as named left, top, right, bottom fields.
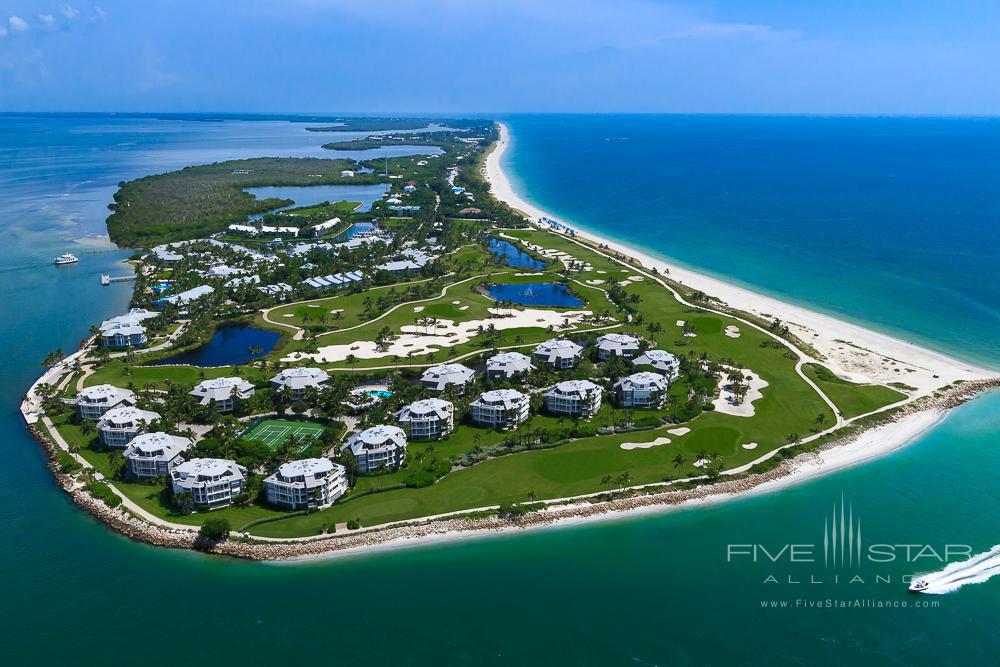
left=803, top=364, right=907, bottom=419
left=243, top=419, right=326, bottom=451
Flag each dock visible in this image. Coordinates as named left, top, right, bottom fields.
left=101, top=274, right=136, bottom=286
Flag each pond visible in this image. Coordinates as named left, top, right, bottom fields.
left=485, top=282, right=584, bottom=308
left=149, top=324, right=281, bottom=367
left=245, top=183, right=390, bottom=220
left=488, top=238, right=548, bottom=270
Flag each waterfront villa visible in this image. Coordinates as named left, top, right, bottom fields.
left=631, top=349, right=681, bottom=381
left=228, top=224, right=259, bottom=236
left=544, top=380, right=603, bottom=418
left=470, top=389, right=531, bottom=430
left=485, top=351, right=535, bottom=380
left=99, top=308, right=159, bottom=349
left=161, top=285, right=214, bottom=307
left=264, top=458, right=348, bottom=510
left=75, top=384, right=137, bottom=421
left=170, top=458, right=247, bottom=509
left=270, top=367, right=330, bottom=399
left=97, top=405, right=161, bottom=449
left=312, top=218, right=341, bottom=237
left=344, top=425, right=408, bottom=473
left=595, top=333, right=641, bottom=360
left=189, top=377, right=256, bottom=413
left=532, top=339, right=584, bottom=369
left=123, top=432, right=191, bottom=479
left=420, top=363, right=476, bottom=393
left=614, top=371, right=670, bottom=409
left=396, top=398, right=454, bottom=439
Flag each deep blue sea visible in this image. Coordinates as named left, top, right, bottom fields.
left=0, top=114, right=998, bottom=665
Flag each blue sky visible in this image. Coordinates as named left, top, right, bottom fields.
left=1, top=1, right=999, bottom=114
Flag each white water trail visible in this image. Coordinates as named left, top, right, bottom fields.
left=915, top=544, right=1000, bottom=594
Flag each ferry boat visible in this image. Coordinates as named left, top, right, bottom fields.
left=908, top=578, right=930, bottom=593
left=54, top=253, right=79, bottom=265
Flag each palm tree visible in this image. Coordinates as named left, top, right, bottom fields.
left=673, top=453, right=686, bottom=468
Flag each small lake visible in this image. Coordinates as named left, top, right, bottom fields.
left=486, top=282, right=584, bottom=308
left=488, top=238, right=547, bottom=270
left=245, top=183, right=389, bottom=220
left=149, top=324, right=280, bottom=367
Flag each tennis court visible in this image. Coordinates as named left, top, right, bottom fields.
left=242, top=419, right=326, bottom=451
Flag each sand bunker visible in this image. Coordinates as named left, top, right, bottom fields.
left=282, top=314, right=294, bottom=318
left=620, top=437, right=671, bottom=450
left=459, top=305, right=469, bottom=311
left=725, top=325, right=741, bottom=338
left=667, top=427, right=690, bottom=436
left=284, top=307, right=594, bottom=364
left=741, top=442, right=759, bottom=450
left=586, top=279, right=605, bottom=285
left=413, top=306, right=424, bottom=312
left=712, top=367, right=768, bottom=417
left=693, top=458, right=711, bottom=468
left=676, top=320, right=685, bottom=327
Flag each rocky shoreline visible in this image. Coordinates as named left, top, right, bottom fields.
left=28, top=378, right=999, bottom=561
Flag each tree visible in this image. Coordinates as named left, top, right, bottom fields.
left=199, top=518, right=231, bottom=541
left=673, top=453, right=686, bottom=468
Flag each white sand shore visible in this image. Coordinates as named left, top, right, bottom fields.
left=485, top=122, right=993, bottom=397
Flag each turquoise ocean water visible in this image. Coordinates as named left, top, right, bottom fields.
left=1, top=114, right=998, bottom=665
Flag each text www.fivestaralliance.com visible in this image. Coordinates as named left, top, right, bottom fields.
left=761, top=599, right=940, bottom=609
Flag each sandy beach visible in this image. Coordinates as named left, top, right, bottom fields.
left=485, top=122, right=993, bottom=398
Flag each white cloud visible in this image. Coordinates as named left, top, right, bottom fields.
left=0, top=25, right=6, bottom=38
left=675, top=23, right=801, bottom=40
left=38, top=14, right=57, bottom=30
left=9, top=15, right=30, bottom=33
left=59, top=4, right=79, bottom=20
left=92, top=6, right=108, bottom=23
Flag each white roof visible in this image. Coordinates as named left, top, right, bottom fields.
left=396, top=398, right=453, bottom=421
left=420, top=363, right=476, bottom=390
left=487, top=351, right=534, bottom=375
left=97, top=406, right=160, bottom=429
left=345, top=425, right=407, bottom=455
left=171, top=458, right=246, bottom=488
left=190, top=376, right=255, bottom=404
left=615, top=371, right=669, bottom=392
left=124, top=432, right=191, bottom=460
left=228, top=224, right=258, bottom=234
left=312, top=218, right=342, bottom=232
left=99, top=308, right=159, bottom=333
left=163, top=285, right=214, bottom=305
left=472, top=389, right=528, bottom=409
left=77, top=384, right=136, bottom=406
left=533, top=338, right=583, bottom=361
left=548, top=379, right=601, bottom=398
left=271, top=367, right=330, bottom=391
left=596, top=333, right=641, bottom=351
left=206, top=264, right=245, bottom=278
left=633, top=349, right=680, bottom=370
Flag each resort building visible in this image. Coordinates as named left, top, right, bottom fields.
left=485, top=351, right=535, bottom=380
left=301, top=270, right=364, bottom=291
left=312, top=218, right=341, bottom=237
left=270, top=367, right=330, bottom=400
left=631, top=349, right=681, bottom=381
left=97, top=405, right=161, bottom=449
left=532, top=339, right=584, bottom=369
left=98, top=308, right=159, bottom=349
left=470, top=389, right=531, bottom=430
left=170, top=458, right=247, bottom=509
left=161, top=285, right=214, bottom=307
left=395, top=398, right=454, bottom=440
left=123, top=432, right=191, bottom=479
left=228, top=224, right=259, bottom=237
left=264, top=458, right=348, bottom=510
left=260, top=225, right=300, bottom=238
left=205, top=264, right=245, bottom=278
left=189, top=377, right=256, bottom=413
left=420, top=363, right=476, bottom=393
left=595, top=333, right=641, bottom=360
left=614, top=372, right=670, bottom=409
left=344, top=425, right=408, bottom=473
left=544, top=380, right=603, bottom=418
left=75, top=384, right=137, bottom=421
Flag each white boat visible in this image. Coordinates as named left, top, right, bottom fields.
left=908, top=578, right=930, bottom=593
left=54, top=253, right=79, bottom=265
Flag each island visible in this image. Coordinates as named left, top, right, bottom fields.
left=22, top=117, right=998, bottom=560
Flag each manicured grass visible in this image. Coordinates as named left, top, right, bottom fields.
left=243, top=419, right=325, bottom=450
left=84, top=363, right=264, bottom=390
left=804, top=364, right=907, bottom=419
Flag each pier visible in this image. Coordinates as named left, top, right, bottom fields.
left=101, top=274, right=136, bottom=286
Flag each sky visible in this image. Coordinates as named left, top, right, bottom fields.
left=1, top=0, right=999, bottom=114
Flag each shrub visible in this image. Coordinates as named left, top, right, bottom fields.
left=55, top=451, right=82, bottom=474
left=86, top=480, right=121, bottom=508
left=199, top=518, right=231, bottom=540
left=346, top=519, right=361, bottom=530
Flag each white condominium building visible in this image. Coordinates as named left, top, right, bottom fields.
left=470, top=389, right=531, bottom=430
left=544, top=380, right=603, bottom=418
left=124, top=432, right=191, bottom=479
left=264, top=458, right=348, bottom=510
left=189, top=377, right=255, bottom=413
left=170, top=458, right=247, bottom=508
left=344, top=425, right=408, bottom=473
left=395, top=398, right=455, bottom=439
left=75, top=384, right=137, bottom=421
left=97, top=405, right=161, bottom=449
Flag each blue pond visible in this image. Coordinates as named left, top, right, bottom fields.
left=486, top=282, right=583, bottom=307
left=488, top=238, right=547, bottom=270
left=244, top=183, right=389, bottom=220
left=149, top=324, right=281, bottom=367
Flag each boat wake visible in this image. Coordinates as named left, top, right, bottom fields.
left=914, top=544, right=1000, bottom=594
